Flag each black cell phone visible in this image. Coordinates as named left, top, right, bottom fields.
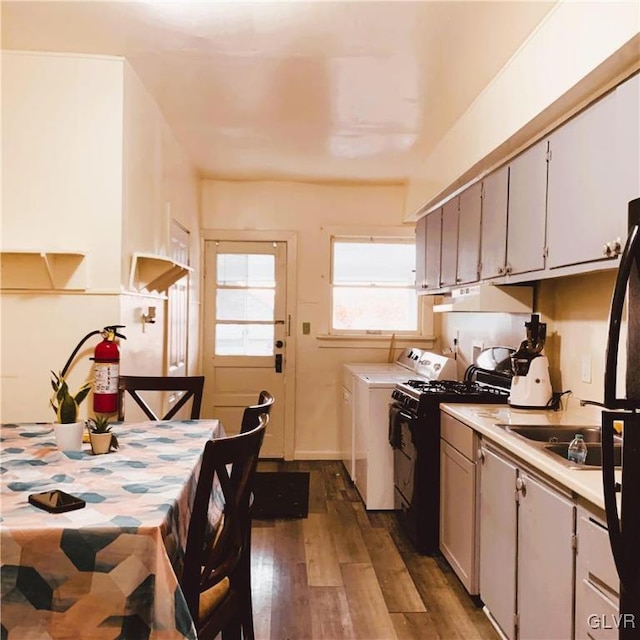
left=28, top=490, right=86, bottom=513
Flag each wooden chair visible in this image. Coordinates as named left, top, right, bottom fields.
left=117, top=375, right=204, bottom=421
left=240, top=391, right=275, bottom=434
left=181, top=416, right=267, bottom=640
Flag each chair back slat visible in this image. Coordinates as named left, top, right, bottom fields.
left=118, top=375, right=204, bottom=421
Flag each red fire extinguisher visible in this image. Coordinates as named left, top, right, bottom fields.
left=93, top=326, right=126, bottom=415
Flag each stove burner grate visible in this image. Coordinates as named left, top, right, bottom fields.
left=404, top=378, right=509, bottom=397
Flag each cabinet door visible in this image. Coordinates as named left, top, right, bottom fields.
left=415, top=215, right=427, bottom=291
left=425, top=208, right=442, bottom=290
left=457, top=182, right=482, bottom=285
left=440, top=197, right=459, bottom=287
left=479, top=446, right=518, bottom=640
left=440, top=439, right=478, bottom=594
left=546, top=81, right=637, bottom=269
left=481, top=166, right=509, bottom=279
left=518, top=472, right=575, bottom=639
left=575, top=506, right=620, bottom=640
left=508, top=139, right=548, bottom=274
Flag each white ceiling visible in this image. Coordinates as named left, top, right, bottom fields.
left=2, top=1, right=556, bottom=183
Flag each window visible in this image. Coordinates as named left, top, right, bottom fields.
left=331, top=237, right=418, bottom=333
left=215, top=252, right=276, bottom=356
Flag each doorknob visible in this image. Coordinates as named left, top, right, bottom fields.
left=275, top=340, right=284, bottom=349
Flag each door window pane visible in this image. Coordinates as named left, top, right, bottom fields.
left=215, top=324, right=274, bottom=356
left=215, top=252, right=277, bottom=355
left=216, top=290, right=275, bottom=321
left=217, top=254, right=275, bottom=287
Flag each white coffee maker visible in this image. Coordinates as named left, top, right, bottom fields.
left=509, top=314, right=553, bottom=409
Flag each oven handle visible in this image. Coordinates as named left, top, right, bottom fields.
left=398, top=410, right=416, bottom=423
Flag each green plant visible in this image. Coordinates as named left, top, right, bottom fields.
left=50, top=371, right=92, bottom=424
left=86, top=416, right=119, bottom=450
left=87, top=415, right=112, bottom=434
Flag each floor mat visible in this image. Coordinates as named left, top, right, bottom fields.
left=252, top=471, right=310, bottom=519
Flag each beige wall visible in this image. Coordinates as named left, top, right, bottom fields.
left=405, top=1, right=640, bottom=218
left=200, top=180, right=434, bottom=458
left=439, top=270, right=620, bottom=412
left=1, top=52, right=201, bottom=423
left=120, top=61, right=202, bottom=388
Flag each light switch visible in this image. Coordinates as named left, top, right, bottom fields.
left=302, top=322, right=311, bottom=335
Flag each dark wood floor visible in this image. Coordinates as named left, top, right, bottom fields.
left=251, top=460, right=499, bottom=640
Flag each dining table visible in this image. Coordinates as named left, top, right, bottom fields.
left=0, top=419, right=225, bottom=640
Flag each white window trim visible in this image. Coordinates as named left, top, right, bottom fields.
left=321, top=226, right=434, bottom=340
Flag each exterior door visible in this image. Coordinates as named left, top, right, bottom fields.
left=203, top=240, right=287, bottom=458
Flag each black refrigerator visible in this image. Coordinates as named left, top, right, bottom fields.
left=602, top=197, right=640, bottom=639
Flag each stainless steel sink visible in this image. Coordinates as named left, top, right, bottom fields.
left=543, top=442, right=622, bottom=468
left=495, top=423, right=622, bottom=469
left=504, top=425, right=603, bottom=443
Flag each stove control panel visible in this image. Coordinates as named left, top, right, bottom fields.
left=415, top=352, right=457, bottom=381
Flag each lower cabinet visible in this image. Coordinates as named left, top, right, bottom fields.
left=479, top=445, right=518, bottom=638
left=517, top=470, right=575, bottom=639
left=439, top=413, right=481, bottom=594
left=479, top=442, right=575, bottom=640
left=575, top=502, right=620, bottom=640
left=438, top=413, right=622, bottom=640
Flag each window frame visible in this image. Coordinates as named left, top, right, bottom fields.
left=329, top=234, right=424, bottom=337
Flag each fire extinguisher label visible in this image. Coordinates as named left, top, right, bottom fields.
left=94, top=363, right=119, bottom=394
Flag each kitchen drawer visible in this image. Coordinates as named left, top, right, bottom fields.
left=575, top=579, right=619, bottom=640
left=441, top=412, right=476, bottom=459
left=578, top=513, right=619, bottom=597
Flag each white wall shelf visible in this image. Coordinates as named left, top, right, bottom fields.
left=0, top=250, right=87, bottom=290
left=128, top=252, right=192, bottom=293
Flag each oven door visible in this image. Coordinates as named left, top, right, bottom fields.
left=389, top=404, right=417, bottom=506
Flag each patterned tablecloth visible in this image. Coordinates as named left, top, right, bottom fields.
left=0, top=420, right=224, bottom=640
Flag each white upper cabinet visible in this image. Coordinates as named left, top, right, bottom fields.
left=547, top=73, right=640, bottom=269
left=457, top=182, right=482, bottom=285
left=480, top=166, right=509, bottom=279
left=440, top=197, right=459, bottom=288
left=507, top=139, right=549, bottom=275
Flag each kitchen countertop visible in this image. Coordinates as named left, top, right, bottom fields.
left=440, top=402, right=622, bottom=512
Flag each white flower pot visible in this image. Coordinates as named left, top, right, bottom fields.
left=89, top=432, right=113, bottom=455
left=53, top=421, right=85, bottom=451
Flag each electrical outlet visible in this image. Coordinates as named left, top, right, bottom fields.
left=581, top=355, right=592, bottom=384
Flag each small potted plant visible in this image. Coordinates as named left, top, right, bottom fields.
left=50, top=371, right=92, bottom=451
left=86, top=416, right=119, bottom=455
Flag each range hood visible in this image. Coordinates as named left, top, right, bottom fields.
left=433, top=285, right=533, bottom=313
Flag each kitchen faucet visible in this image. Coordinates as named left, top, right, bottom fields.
left=579, top=399, right=607, bottom=408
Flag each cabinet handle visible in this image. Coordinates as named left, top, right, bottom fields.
left=603, top=243, right=612, bottom=257
left=498, top=266, right=505, bottom=275
left=505, top=264, right=513, bottom=274
left=516, top=477, right=527, bottom=496
left=477, top=449, right=485, bottom=463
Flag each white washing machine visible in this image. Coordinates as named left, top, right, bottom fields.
left=341, top=348, right=423, bottom=483
left=352, top=352, right=457, bottom=510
